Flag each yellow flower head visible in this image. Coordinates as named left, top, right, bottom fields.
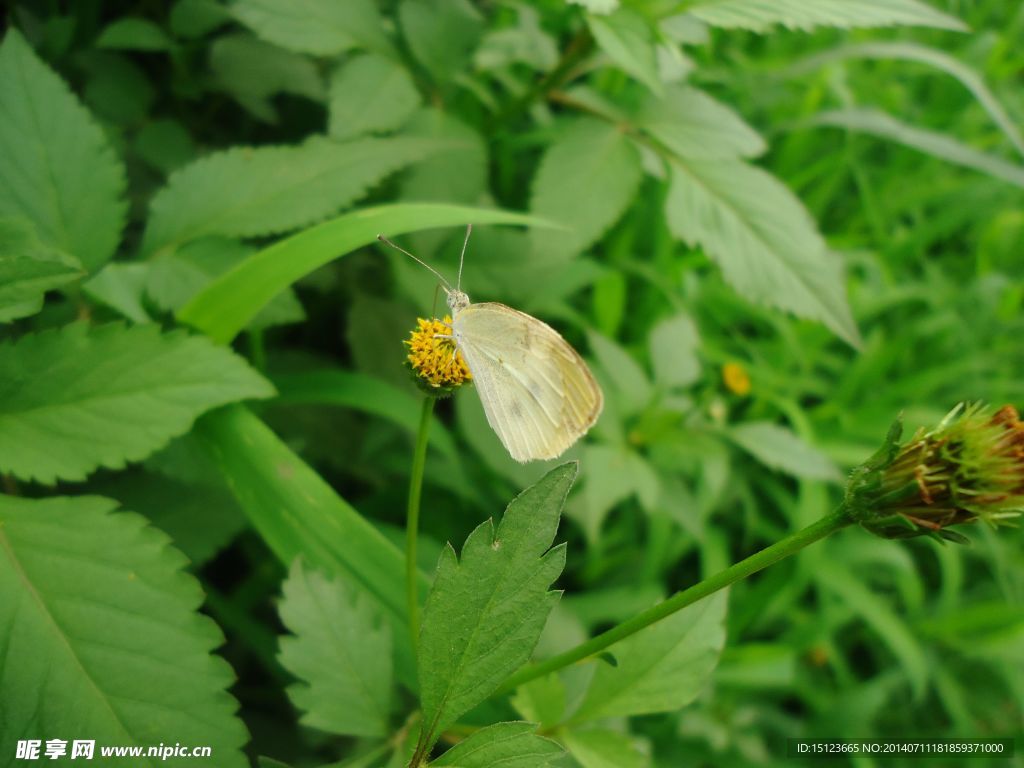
left=405, top=316, right=472, bottom=393
left=722, top=362, right=751, bottom=396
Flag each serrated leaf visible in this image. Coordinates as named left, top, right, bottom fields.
left=648, top=312, right=701, bottom=389
left=562, top=729, right=649, bottom=768
left=96, top=17, right=174, bottom=51
left=728, top=421, right=841, bottom=481
left=0, top=30, right=126, bottom=272
left=0, top=323, right=273, bottom=483
left=0, top=494, right=248, bottom=765
left=572, top=591, right=727, bottom=721
left=142, top=136, right=442, bottom=256
left=433, top=722, right=564, bottom=767
left=530, top=119, right=642, bottom=259
left=398, top=0, right=484, bottom=84
left=232, top=0, right=391, bottom=56
left=664, top=157, right=860, bottom=347
left=687, top=0, right=967, bottom=33
left=210, top=33, right=324, bottom=123
left=638, top=85, right=765, bottom=159
left=586, top=8, right=662, bottom=95
left=278, top=560, right=393, bottom=737
left=329, top=54, right=421, bottom=140
left=0, top=216, right=83, bottom=322
left=82, top=262, right=151, bottom=323
left=417, top=464, right=575, bottom=751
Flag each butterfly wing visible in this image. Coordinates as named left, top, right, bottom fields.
left=453, top=302, right=603, bottom=462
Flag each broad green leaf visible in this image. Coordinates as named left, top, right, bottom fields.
left=94, top=469, right=245, bottom=566
left=278, top=560, right=393, bottom=737
left=728, top=421, right=841, bottom=482
left=807, top=108, right=1024, bottom=189
left=417, top=464, right=575, bottom=750
left=329, top=54, right=421, bottom=140
left=586, top=9, right=662, bottom=95
left=432, top=722, right=564, bottom=767
left=400, top=109, right=487, bottom=205
left=272, top=369, right=459, bottom=460
left=232, top=0, right=391, bottom=56
left=192, top=405, right=423, bottom=688
left=664, top=157, right=860, bottom=347
left=96, top=17, right=174, bottom=51
left=511, top=674, right=567, bottom=728
left=146, top=237, right=304, bottom=330
left=398, top=0, right=484, bottom=84
left=572, top=591, right=728, bottom=721
left=570, top=0, right=620, bottom=14
left=0, top=30, right=126, bottom=271
left=789, top=42, right=1024, bottom=158
left=587, top=331, right=652, bottom=414
left=530, top=119, right=642, bottom=260
left=576, top=443, right=660, bottom=543
left=134, top=119, right=196, bottom=174
left=562, top=729, right=649, bottom=768
left=474, top=5, right=558, bottom=72
left=82, top=263, right=151, bottom=323
left=177, top=203, right=551, bottom=344
left=210, top=33, right=324, bottom=123
left=142, top=136, right=440, bottom=256
left=687, top=0, right=966, bottom=33
left=0, top=323, right=273, bottom=483
left=638, top=85, right=765, bottom=159
left=0, top=494, right=248, bottom=766
left=0, top=216, right=82, bottom=322
left=648, top=312, right=701, bottom=389
left=170, top=0, right=231, bottom=38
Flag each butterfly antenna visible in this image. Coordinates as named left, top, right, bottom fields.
left=456, top=224, right=472, bottom=291
left=376, top=234, right=451, bottom=291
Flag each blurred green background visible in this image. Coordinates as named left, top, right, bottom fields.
left=3, top=0, right=1022, bottom=765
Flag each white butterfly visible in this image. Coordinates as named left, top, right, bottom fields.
left=379, top=227, right=603, bottom=463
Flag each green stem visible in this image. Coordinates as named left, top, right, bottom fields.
left=407, top=398, right=435, bottom=652
left=495, top=506, right=853, bottom=695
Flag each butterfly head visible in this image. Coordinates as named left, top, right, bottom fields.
left=447, top=289, right=470, bottom=314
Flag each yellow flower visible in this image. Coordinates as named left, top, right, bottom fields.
left=405, top=316, right=472, bottom=392
left=722, top=362, right=751, bottom=396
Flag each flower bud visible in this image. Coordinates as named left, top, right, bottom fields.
left=404, top=316, right=472, bottom=396
left=846, top=403, right=1024, bottom=541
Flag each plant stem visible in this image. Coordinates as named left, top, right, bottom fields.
left=495, top=506, right=853, bottom=695
left=407, top=397, right=435, bottom=652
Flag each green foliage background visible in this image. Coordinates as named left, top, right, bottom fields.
left=0, top=0, right=1022, bottom=766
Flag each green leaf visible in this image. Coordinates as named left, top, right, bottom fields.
left=192, top=405, right=423, bottom=688
left=170, top=0, right=231, bottom=38
left=96, top=17, right=174, bottom=51
left=511, top=674, right=566, bottom=728
left=0, top=323, right=273, bottom=483
left=562, top=729, right=649, bottom=768
left=648, top=312, right=701, bottom=389
left=417, top=464, right=575, bottom=750
left=0, top=494, right=248, bottom=766
left=142, top=136, right=441, bottom=256
left=329, top=54, right=421, bottom=140
left=0, top=29, right=126, bottom=272
left=134, top=119, right=196, bottom=174
left=210, top=33, right=324, bottom=123
left=278, top=560, right=393, bottom=737
left=177, top=203, right=552, bottom=344
left=687, top=0, right=967, bottom=33
left=638, top=85, right=765, bottom=159
left=728, top=421, right=841, bottom=481
left=399, top=0, right=484, bottom=84
left=572, top=591, right=728, bottom=721
left=0, top=216, right=82, bottom=322
left=570, top=0, right=620, bottom=14
left=530, top=119, right=643, bottom=260
left=576, top=443, right=660, bottom=543
left=146, top=237, right=304, bottom=330
left=806, top=108, right=1024, bottom=189
left=587, top=331, right=652, bottom=414
left=664, top=157, right=860, bottom=347
left=432, top=722, right=564, bottom=767
left=232, top=0, right=391, bottom=56
left=82, top=263, right=152, bottom=323
left=586, top=8, right=662, bottom=96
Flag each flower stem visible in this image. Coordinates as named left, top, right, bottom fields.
left=495, top=506, right=853, bottom=695
left=407, top=397, right=434, bottom=652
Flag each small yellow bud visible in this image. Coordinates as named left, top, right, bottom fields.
left=722, top=362, right=751, bottom=396
left=404, top=316, right=472, bottom=394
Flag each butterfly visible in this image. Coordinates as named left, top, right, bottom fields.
left=379, top=226, right=603, bottom=463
